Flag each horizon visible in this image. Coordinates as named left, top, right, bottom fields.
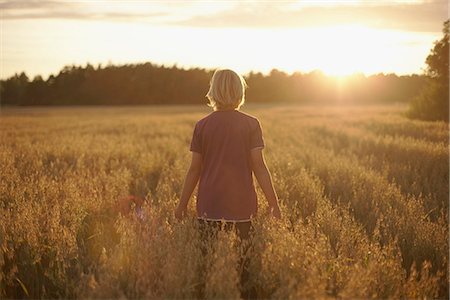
left=2, top=58, right=436, bottom=82
left=1, top=0, right=447, bottom=80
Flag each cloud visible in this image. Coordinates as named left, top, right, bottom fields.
left=0, top=0, right=62, bottom=10
left=0, top=0, right=168, bottom=21
left=0, top=0, right=447, bottom=32
left=174, top=1, right=448, bottom=32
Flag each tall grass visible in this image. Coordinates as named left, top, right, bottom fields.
left=0, top=104, right=448, bottom=298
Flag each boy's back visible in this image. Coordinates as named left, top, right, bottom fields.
left=190, top=110, right=265, bottom=221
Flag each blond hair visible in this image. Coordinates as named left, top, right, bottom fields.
left=206, top=69, right=247, bottom=110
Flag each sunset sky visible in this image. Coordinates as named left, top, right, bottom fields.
left=1, top=0, right=447, bottom=79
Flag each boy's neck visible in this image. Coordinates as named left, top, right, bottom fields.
left=215, top=107, right=238, bottom=111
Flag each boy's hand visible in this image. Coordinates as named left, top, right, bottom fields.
left=269, top=205, right=282, bottom=219
left=175, top=205, right=187, bottom=220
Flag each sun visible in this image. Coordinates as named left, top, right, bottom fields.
left=321, top=62, right=359, bottom=77
left=238, top=24, right=407, bottom=78
left=303, top=24, right=395, bottom=77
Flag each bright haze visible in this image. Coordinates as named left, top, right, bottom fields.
left=1, top=0, right=447, bottom=79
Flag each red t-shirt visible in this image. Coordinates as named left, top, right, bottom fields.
left=190, top=110, right=265, bottom=221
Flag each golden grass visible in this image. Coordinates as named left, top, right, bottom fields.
left=0, top=104, right=448, bottom=298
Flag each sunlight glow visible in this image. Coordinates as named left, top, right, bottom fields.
left=310, top=25, right=396, bottom=76
left=2, top=19, right=439, bottom=79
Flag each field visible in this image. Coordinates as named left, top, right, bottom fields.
left=0, top=104, right=448, bottom=299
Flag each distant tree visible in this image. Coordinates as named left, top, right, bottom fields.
left=24, top=75, right=48, bottom=105
left=408, top=20, right=449, bottom=122
left=0, top=72, right=29, bottom=105
left=0, top=61, right=430, bottom=106
left=425, top=20, right=449, bottom=84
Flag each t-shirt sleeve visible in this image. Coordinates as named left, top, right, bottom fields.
left=249, top=119, right=265, bottom=150
left=190, top=123, right=202, bottom=154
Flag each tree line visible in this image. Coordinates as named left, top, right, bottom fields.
left=1, top=62, right=428, bottom=106
left=407, top=20, right=449, bottom=122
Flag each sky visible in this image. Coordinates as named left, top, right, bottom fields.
left=1, top=0, right=448, bottom=79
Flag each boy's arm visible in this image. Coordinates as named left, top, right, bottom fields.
left=250, top=148, right=281, bottom=219
left=175, top=152, right=202, bottom=219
